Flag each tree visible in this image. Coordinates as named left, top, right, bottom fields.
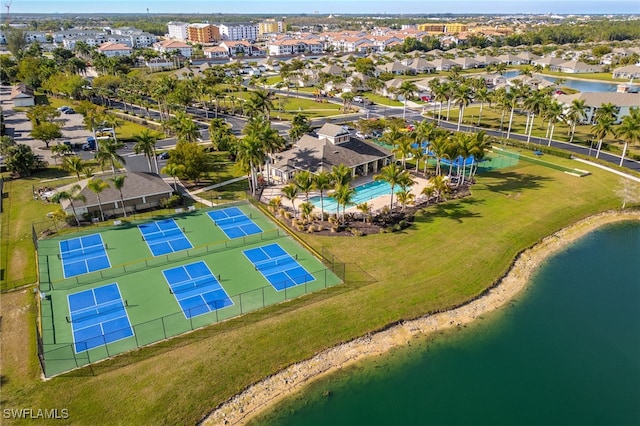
left=299, top=201, right=315, bottom=223
left=565, top=99, right=588, bottom=143
left=374, top=162, right=405, bottom=211
left=543, top=100, right=564, bottom=146
left=312, top=171, right=333, bottom=217
left=591, top=114, right=615, bottom=159
left=61, top=156, right=85, bottom=180
left=331, top=164, right=353, bottom=187
left=331, top=184, right=356, bottom=223
left=4, top=144, right=43, bottom=177
left=523, top=89, right=549, bottom=143
left=161, top=163, right=184, bottom=190
left=168, top=141, right=209, bottom=183
left=235, top=136, right=264, bottom=195
left=95, top=138, right=125, bottom=173
left=615, top=108, right=640, bottom=167
left=429, top=174, right=450, bottom=202
left=398, top=80, right=418, bottom=120
left=392, top=136, right=413, bottom=170
left=294, top=170, right=314, bottom=202
left=421, top=185, right=436, bottom=205
left=452, top=82, right=473, bottom=131
left=289, top=113, right=311, bottom=141
left=281, top=183, right=299, bottom=216
left=51, top=184, right=86, bottom=226
left=133, top=129, right=161, bottom=173
left=87, top=178, right=110, bottom=222
left=30, top=122, right=62, bottom=149
left=6, top=28, right=27, bottom=60
left=356, top=202, right=371, bottom=222
left=170, top=111, right=201, bottom=143
left=109, top=175, right=128, bottom=217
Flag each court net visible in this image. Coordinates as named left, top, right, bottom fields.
left=170, top=277, right=219, bottom=295
left=213, top=215, right=251, bottom=227
left=66, top=300, right=127, bottom=323
left=254, top=255, right=297, bottom=271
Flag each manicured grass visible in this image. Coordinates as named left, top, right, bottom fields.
left=1, top=155, right=630, bottom=424
left=274, top=96, right=343, bottom=120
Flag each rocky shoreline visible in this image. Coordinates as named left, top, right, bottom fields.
left=201, top=210, right=640, bottom=426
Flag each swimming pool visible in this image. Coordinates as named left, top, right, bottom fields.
left=309, top=180, right=400, bottom=213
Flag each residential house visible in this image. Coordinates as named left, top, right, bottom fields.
left=203, top=46, right=229, bottom=59
left=557, top=60, right=603, bottom=74
left=97, top=42, right=133, bottom=57
left=556, top=92, right=640, bottom=124
left=269, top=123, right=393, bottom=182
left=612, top=65, right=640, bottom=80
left=430, top=58, right=458, bottom=71
left=376, top=61, right=410, bottom=75
left=153, top=40, right=192, bottom=58
left=403, top=58, right=436, bottom=74
left=452, top=56, right=480, bottom=69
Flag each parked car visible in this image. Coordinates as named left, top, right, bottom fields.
left=158, top=151, right=170, bottom=160
left=353, top=96, right=364, bottom=103
left=57, top=106, right=71, bottom=112
left=63, top=108, right=76, bottom=114
left=82, top=137, right=96, bottom=151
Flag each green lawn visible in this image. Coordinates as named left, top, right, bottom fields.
left=2, top=154, right=633, bottom=424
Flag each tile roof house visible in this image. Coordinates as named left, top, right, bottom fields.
left=612, top=65, right=640, bottom=80
left=153, top=40, right=193, bottom=58
left=58, top=172, right=175, bottom=219
left=269, top=123, right=393, bottom=182
left=97, top=42, right=133, bottom=57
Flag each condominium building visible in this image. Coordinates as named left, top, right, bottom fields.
left=445, top=23, right=468, bottom=33
left=187, top=23, right=221, bottom=43
left=417, top=24, right=445, bottom=33
left=167, top=22, right=189, bottom=41
left=258, top=19, right=284, bottom=35
left=219, top=23, right=259, bottom=41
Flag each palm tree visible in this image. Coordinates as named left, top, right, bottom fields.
left=62, top=156, right=85, bottom=181
left=294, top=170, right=314, bottom=202
left=281, top=183, right=299, bottom=217
left=392, top=136, right=413, bottom=169
left=312, top=170, right=333, bottom=216
left=429, top=174, right=450, bottom=202
left=356, top=202, right=371, bottom=222
left=473, top=83, right=491, bottom=126
left=523, top=89, right=549, bottom=143
left=235, top=136, right=265, bottom=195
left=331, top=164, right=353, bottom=187
left=421, top=185, right=436, bottom=205
left=87, top=178, right=110, bottom=222
left=396, top=189, right=415, bottom=212
left=454, top=132, right=475, bottom=186
left=95, top=138, right=126, bottom=173
left=565, top=99, right=588, bottom=143
left=543, top=100, right=564, bottom=146
left=331, top=184, right=356, bottom=224
left=51, top=184, right=86, bottom=226
left=109, top=175, right=127, bottom=217
left=615, top=108, right=640, bottom=167
left=452, top=82, right=473, bottom=131
left=133, top=129, right=161, bottom=173
left=429, top=134, right=450, bottom=176
left=161, top=163, right=184, bottom=190
left=171, top=112, right=201, bottom=143
left=398, top=80, right=418, bottom=119
left=504, top=87, right=522, bottom=139
left=591, top=114, right=616, bottom=159
left=374, top=162, right=405, bottom=211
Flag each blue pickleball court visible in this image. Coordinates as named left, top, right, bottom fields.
left=162, top=261, right=233, bottom=319
left=67, top=283, right=133, bottom=353
left=207, top=207, right=262, bottom=239
left=138, top=219, right=193, bottom=256
left=59, top=233, right=111, bottom=278
left=243, top=243, right=315, bottom=291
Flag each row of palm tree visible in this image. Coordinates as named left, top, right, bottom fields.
left=52, top=175, right=127, bottom=225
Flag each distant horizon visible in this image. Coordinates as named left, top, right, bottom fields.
left=8, top=1, right=640, bottom=16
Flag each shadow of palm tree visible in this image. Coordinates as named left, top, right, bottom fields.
left=414, top=197, right=484, bottom=224
left=480, top=171, right=552, bottom=194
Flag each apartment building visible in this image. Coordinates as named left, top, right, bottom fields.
left=219, top=23, right=259, bottom=41
left=187, top=23, right=220, bottom=43
left=167, top=22, right=189, bottom=40
left=259, top=19, right=284, bottom=35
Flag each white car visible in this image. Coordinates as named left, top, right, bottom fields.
left=353, top=96, right=364, bottom=103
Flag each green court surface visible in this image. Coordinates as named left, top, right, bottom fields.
left=37, top=202, right=343, bottom=377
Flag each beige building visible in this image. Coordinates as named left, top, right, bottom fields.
left=259, top=19, right=283, bottom=35
left=187, top=23, right=220, bottom=43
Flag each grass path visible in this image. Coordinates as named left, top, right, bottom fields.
left=0, top=158, right=630, bottom=425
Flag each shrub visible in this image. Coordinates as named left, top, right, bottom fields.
left=399, top=219, right=408, bottom=229
left=160, top=194, right=182, bottom=208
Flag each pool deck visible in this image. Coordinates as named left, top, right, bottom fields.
left=261, top=172, right=433, bottom=215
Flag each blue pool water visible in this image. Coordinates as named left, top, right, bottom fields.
left=309, top=180, right=400, bottom=213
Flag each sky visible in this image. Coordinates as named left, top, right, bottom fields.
left=8, top=0, right=640, bottom=15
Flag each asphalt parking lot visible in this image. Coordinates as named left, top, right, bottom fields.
left=1, top=86, right=93, bottom=164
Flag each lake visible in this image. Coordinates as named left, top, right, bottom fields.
left=255, top=221, right=640, bottom=426
left=503, top=70, right=619, bottom=92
